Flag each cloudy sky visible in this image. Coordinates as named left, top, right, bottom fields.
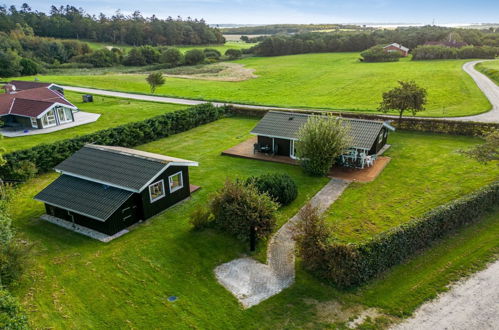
left=10, top=0, right=499, bottom=25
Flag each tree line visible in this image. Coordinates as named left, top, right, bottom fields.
left=251, top=26, right=499, bottom=56
left=0, top=24, right=243, bottom=77
left=0, top=3, right=225, bottom=46
left=222, top=24, right=370, bottom=35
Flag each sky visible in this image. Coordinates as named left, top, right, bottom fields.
left=9, top=0, right=499, bottom=25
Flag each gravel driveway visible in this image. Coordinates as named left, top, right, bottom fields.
left=392, top=258, right=499, bottom=330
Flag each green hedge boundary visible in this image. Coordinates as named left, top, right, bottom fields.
left=225, top=106, right=499, bottom=136
left=0, top=103, right=227, bottom=182
left=322, top=181, right=499, bottom=287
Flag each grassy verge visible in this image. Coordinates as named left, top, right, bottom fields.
left=7, top=117, right=498, bottom=328
left=476, top=60, right=499, bottom=85
left=326, top=131, right=499, bottom=243
left=19, top=53, right=491, bottom=117
left=1, top=92, right=188, bottom=153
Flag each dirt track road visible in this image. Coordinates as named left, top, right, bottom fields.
left=63, top=60, right=499, bottom=123
left=392, top=258, right=499, bottom=330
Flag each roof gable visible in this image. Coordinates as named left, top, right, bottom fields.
left=0, top=86, right=76, bottom=117
left=251, top=111, right=394, bottom=150
left=9, top=80, right=53, bottom=90
left=55, top=145, right=197, bottom=192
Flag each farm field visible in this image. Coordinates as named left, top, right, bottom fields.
left=1, top=92, right=188, bottom=153
left=476, top=60, right=499, bottom=85
left=8, top=117, right=499, bottom=328
left=326, top=131, right=499, bottom=243
left=72, top=39, right=253, bottom=53
left=24, top=53, right=491, bottom=117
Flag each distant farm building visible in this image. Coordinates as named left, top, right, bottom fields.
left=383, top=43, right=409, bottom=56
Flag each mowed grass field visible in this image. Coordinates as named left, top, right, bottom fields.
left=24, top=53, right=491, bottom=117
left=8, top=117, right=499, bottom=328
left=326, top=131, right=499, bottom=243
left=1, top=92, right=188, bottom=153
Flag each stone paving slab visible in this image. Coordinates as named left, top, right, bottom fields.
left=215, top=178, right=350, bottom=308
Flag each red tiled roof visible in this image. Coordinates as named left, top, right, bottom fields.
left=0, top=86, right=76, bottom=117
left=9, top=80, right=52, bottom=91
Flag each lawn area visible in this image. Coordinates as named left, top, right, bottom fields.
left=1, top=92, right=188, bottom=153
left=476, top=59, right=499, bottom=85
left=22, top=53, right=490, bottom=117
left=326, top=131, right=499, bottom=243
left=6, top=117, right=499, bottom=328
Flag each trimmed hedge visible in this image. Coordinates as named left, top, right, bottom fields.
left=324, top=181, right=499, bottom=287
left=225, top=106, right=499, bottom=136
left=0, top=103, right=227, bottom=182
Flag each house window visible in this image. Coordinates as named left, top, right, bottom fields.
left=56, top=107, right=72, bottom=124
left=41, top=109, right=56, bottom=128
left=30, top=117, right=38, bottom=128
left=149, top=180, right=166, bottom=203
left=168, top=172, right=184, bottom=193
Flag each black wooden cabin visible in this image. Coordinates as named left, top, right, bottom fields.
left=251, top=111, right=395, bottom=160
left=35, top=144, right=198, bottom=237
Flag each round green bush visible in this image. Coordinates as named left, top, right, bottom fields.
left=246, top=173, right=298, bottom=206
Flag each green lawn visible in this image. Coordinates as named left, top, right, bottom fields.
left=476, top=60, right=499, bottom=85
left=22, top=53, right=491, bottom=117
left=7, top=117, right=499, bottom=328
left=327, top=131, right=499, bottom=243
left=1, top=92, right=188, bottom=153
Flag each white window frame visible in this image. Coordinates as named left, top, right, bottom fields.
left=30, top=117, right=38, bottom=128
left=148, top=180, right=166, bottom=203
left=168, top=171, right=184, bottom=193
left=41, top=109, right=57, bottom=128
left=56, top=106, right=72, bottom=124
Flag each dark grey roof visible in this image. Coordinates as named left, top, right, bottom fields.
left=55, top=145, right=168, bottom=192
left=35, top=175, right=133, bottom=221
left=251, top=111, right=394, bottom=150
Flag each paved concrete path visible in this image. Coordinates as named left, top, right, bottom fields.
left=63, top=60, right=499, bottom=123
left=214, top=178, right=350, bottom=308
left=393, top=258, right=499, bottom=330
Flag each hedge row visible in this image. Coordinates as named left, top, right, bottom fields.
left=225, top=106, right=499, bottom=136
left=0, top=103, right=227, bottom=182
left=324, top=181, right=499, bottom=287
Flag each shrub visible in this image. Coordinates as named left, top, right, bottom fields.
left=4, top=161, right=37, bottom=182
left=0, top=213, right=13, bottom=247
left=203, top=48, right=221, bottom=59
left=0, top=104, right=227, bottom=183
left=0, top=241, right=30, bottom=288
left=184, top=49, right=205, bottom=65
left=160, top=47, right=183, bottom=66
left=296, top=114, right=350, bottom=176
left=19, top=58, right=40, bottom=75
left=360, top=45, right=401, bottom=62
left=246, top=173, right=297, bottom=206
left=225, top=48, right=242, bottom=60
left=189, top=207, right=214, bottom=231
left=294, top=203, right=330, bottom=275
left=210, top=179, right=278, bottom=242
left=72, top=49, right=121, bottom=67
left=0, top=289, right=28, bottom=329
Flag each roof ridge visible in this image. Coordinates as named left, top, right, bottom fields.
left=84, top=144, right=168, bottom=164
left=268, top=110, right=387, bottom=124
